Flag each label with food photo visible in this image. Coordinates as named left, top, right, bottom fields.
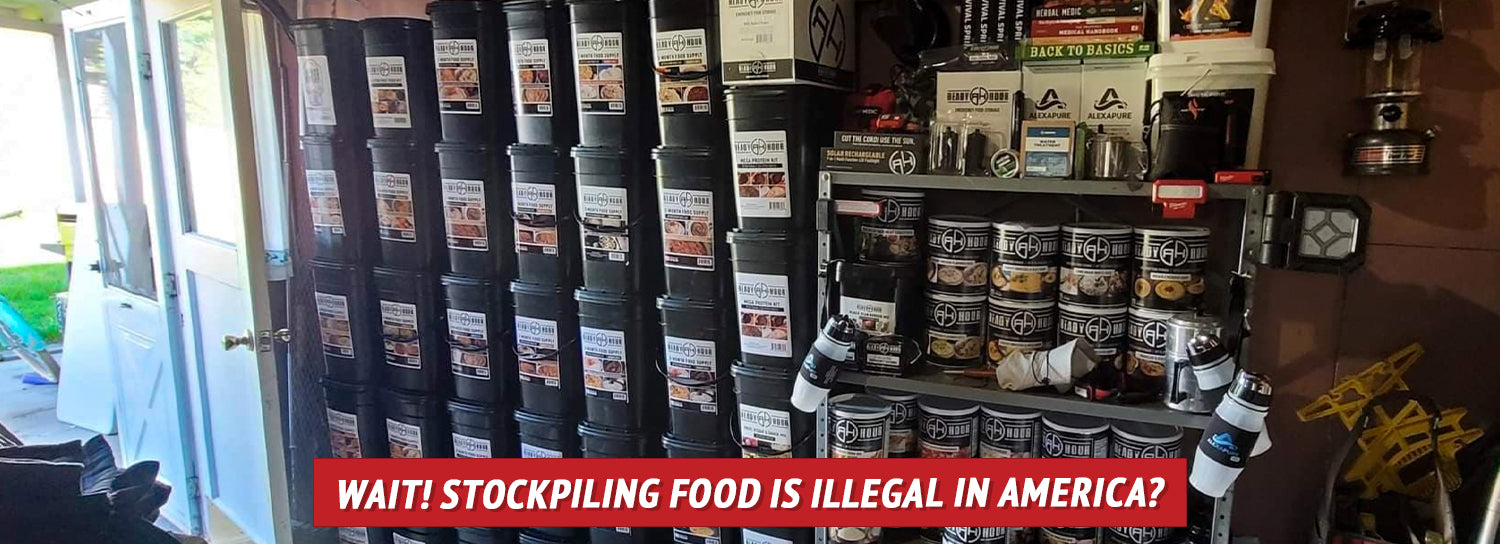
left=672, top=527, right=723, bottom=544
left=927, top=255, right=989, bottom=294
left=739, top=403, right=792, bottom=450
left=840, top=296, right=896, bottom=336
left=512, top=182, right=558, bottom=255
left=515, top=316, right=561, bottom=387
left=306, top=170, right=344, bottom=233
left=991, top=263, right=1059, bottom=301
left=574, top=32, right=626, bottom=114
left=664, top=336, right=718, bottom=413
left=653, top=28, right=711, bottom=115
left=581, top=326, right=629, bottom=402
left=326, top=408, right=362, bottom=458
left=452, top=433, right=491, bottom=459
left=373, top=172, right=416, bottom=243
left=510, top=39, right=553, bottom=116
left=338, top=527, right=369, bottom=544
left=315, top=292, right=354, bottom=358
left=515, top=223, right=559, bottom=256
left=298, top=55, right=337, bottom=126
left=859, top=225, right=919, bottom=262
left=366, top=56, right=412, bottom=129
left=583, top=230, right=630, bottom=263
left=386, top=418, right=423, bottom=458
left=924, top=293, right=986, bottom=365
left=447, top=309, right=490, bottom=380
left=1132, top=269, right=1205, bottom=310
left=379, top=300, right=422, bottom=370
left=742, top=530, right=795, bottom=544
left=660, top=188, right=715, bottom=271
left=434, top=39, right=481, bottom=115
left=521, top=443, right=562, bottom=459
left=1059, top=265, right=1129, bottom=305
left=442, top=179, right=487, bottom=252
left=730, top=130, right=791, bottom=219
left=735, top=272, right=792, bottom=358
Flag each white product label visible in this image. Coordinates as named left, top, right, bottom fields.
left=373, top=172, right=415, bottom=243
left=306, top=170, right=344, bottom=232
left=840, top=295, right=896, bottom=363
left=731, top=130, right=791, bottom=218
left=741, top=530, right=793, bottom=544
left=516, top=316, right=561, bottom=388
left=442, top=179, right=488, bottom=252
left=521, top=443, right=563, bottom=459
left=393, top=533, right=420, bottom=544
left=513, top=182, right=559, bottom=256
left=660, top=188, right=714, bottom=271
left=298, top=55, right=337, bottom=126
left=511, top=39, right=553, bottom=116
left=453, top=433, right=492, bottom=458
left=653, top=28, right=711, bottom=115
left=379, top=300, right=421, bottom=370
left=386, top=418, right=423, bottom=458
left=574, top=32, right=626, bottom=114
left=664, top=336, right=718, bottom=413
left=327, top=408, right=362, bottom=459
left=739, top=404, right=792, bottom=450
left=366, top=56, right=412, bottom=129
left=581, top=326, right=629, bottom=402
left=337, top=527, right=369, bottom=544
left=735, top=272, right=792, bottom=358
left=316, top=292, right=354, bottom=358
left=580, top=186, right=630, bottom=263
left=434, top=39, right=481, bottom=115
left=448, top=309, right=490, bottom=380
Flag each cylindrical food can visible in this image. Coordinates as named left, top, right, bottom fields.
left=870, top=387, right=919, bottom=458
left=1059, top=223, right=1132, bottom=306
left=828, top=393, right=892, bottom=458
left=979, top=405, right=1039, bottom=458
left=1164, top=313, right=1225, bottom=413
left=1040, top=527, right=1099, bottom=543
left=830, top=526, right=883, bottom=544
left=942, top=526, right=1010, bottom=544
left=990, top=222, right=1059, bottom=301
left=1132, top=226, right=1210, bottom=311
left=927, top=215, right=991, bottom=295
left=984, top=297, right=1057, bottom=368
left=1106, top=422, right=1182, bottom=544
left=1040, top=413, right=1109, bottom=459
left=918, top=397, right=978, bottom=458
left=1127, top=306, right=1194, bottom=399
left=1056, top=302, right=1129, bottom=369
left=925, top=292, right=986, bottom=369
left=859, top=189, right=924, bottom=263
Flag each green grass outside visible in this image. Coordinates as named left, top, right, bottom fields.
left=0, top=263, right=68, bottom=344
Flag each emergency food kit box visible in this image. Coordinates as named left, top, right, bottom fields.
left=820, top=132, right=928, bottom=175
left=1023, top=61, right=1082, bottom=123
left=720, top=0, right=857, bottom=89
left=934, top=51, right=1022, bottom=173
left=1081, top=59, right=1146, bottom=143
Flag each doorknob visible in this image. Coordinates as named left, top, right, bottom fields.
left=222, top=331, right=254, bottom=351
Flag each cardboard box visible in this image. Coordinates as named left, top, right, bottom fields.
left=935, top=69, right=1023, bottom=170
left=1081, top=60, right=1147, bottom=142
left=1022, top=62, right=1082, bottom=123
left=720, top=0, right=857, bottom=89
left=821, top=147, right=927, bottom=175
left=1020, top=120, right=1076, bottom=178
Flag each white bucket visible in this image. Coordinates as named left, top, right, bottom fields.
left=1147, top=49, right=1276, bottom=168
left=1157, top=0, right=1273, bottom=53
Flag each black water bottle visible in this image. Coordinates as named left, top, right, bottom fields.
left=790, top=315, right=859, bottom=412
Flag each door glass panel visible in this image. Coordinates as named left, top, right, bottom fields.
left=76, top=23, right=157, bottom=300
left=165, top=10, right=239, bottom=243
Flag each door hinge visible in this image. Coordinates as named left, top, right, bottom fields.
left=1257, top=191, right=1371, bottom=274
left=163, top=272, right=179, bottom=298
left=138, top=51, right=151, bottom=80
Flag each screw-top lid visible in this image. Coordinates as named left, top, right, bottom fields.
left=1229, top=371, right=1273, bottom=409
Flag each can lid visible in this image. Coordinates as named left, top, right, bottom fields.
left=507, top=143, right=561, bottom=157
left=726, top=228, right=791, bottom=245
left=1110, top=421, right=1183, bottom=443
left=367, top=137, right=418, bottom=150
left=657, top=295, right=715, bottom=312
left=651, top=145, right=716, bottom=160
left=441, top=273, right=495, bottom=289
left=928, top=215, right=991, bottom=229
left=830, top=393, right=893, bottom=420
left=918, top=396, right=979, bottom=416
left=574, top=287, right=630, bottom=306
left=980, top=404, right=1041, bottom=420
left=447, top=399, right=498, bottom=417
left=1134, top=225, right=1211, bottom=238
left=1041, top=412, right=1109, bottom=434
left=513, top=408, right=569, bottom=428
left=359, top=17, right=431, bottom=30
left=427, top=0, right=501, bottom=14
left=661, top=433, right=728, bottom=454
left=510, top=280, right=567, bottom=297
left=867, top=387, right=919, bottom=402
left=993, top=221, right=1060, bottom=234
left=861, top=188, right=926, bottom=199
left=1062, top=222, right=1132, bottom=236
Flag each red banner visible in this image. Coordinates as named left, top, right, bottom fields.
left=313, top=458, right=1187, bottom=527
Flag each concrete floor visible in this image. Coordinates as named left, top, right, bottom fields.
left=0, top=357, right=100, bottom=446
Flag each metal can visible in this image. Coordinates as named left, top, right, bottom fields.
left=984, top=298, right=1057, bottom=367
left=990, top=222, right=1060, bottom=302
left=871, top=387, right=919, bottom=458
left=1056, top=302, right=1129, bottom=369
left=1132, top=226, right=1210, bottom=311
left=925, top=292, right=987, bottom=369
left=917, top=397, right=979, bottom=458
left=1059, top=223, right=1132, bottom=306
left=1127, top=306, right=1194, bottom=399
left=1041, top=527, right=1100, bottom=543
left=1105, top=422, right=1183, bottom=544
left=927, top=216, right=992, bottom=295
left=828, top=394, right=892, bottom=459
left=942, top=526, right=1011, bottom=544
left=860, top=188, right=924, bottom=264
left=979, top=405, right=1040, bottom=458
left=1040, top=413, right=1109, bottom=459
left=1164, top=313, right=1224, bottom=413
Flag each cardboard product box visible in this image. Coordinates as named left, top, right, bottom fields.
left=935, top=67, right=1022, bottom=174
left=834, top=131, right=926, bottom=150
left=1032, top=0, right=1145, bottom=20
left=1020, top=120, right=1076, bottom=178
left=720, top=0, right=857, bottom=89
left=1030, top=16, right=1146, bottom=42
left=1022, top=62, right=1082, bottom=123
left=1080, top=60, right=1147, bottom=142
left=821, top=147, right=927, bottom=175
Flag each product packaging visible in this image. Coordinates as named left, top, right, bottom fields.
left=719, top=0, right=857, bottom=89
left=1081, top=59, right=1147, bottom=146
left=1022, top=61, right=1082, bottom=123
left=1020, top=120, right=1076, bottom=178
left=933, top=47, right=1022, bottom=177
left=820, top=132, right=928, bottom=175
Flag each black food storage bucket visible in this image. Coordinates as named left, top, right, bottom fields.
left=339, top=527, right=392, bottom=544
left=725, top=86, right=841, bottom=232
left=575, top=288, right=663, bottom=430
left=515, top=409, right=578, bottom=458
left=382, top=388, right=451, bottom=458
left=658, top=296, right=733, bottom=443
left=456, top=527, right=518, bottom=544
left=518, top=531, right=581, bottom=544
left=508, top=144, right=581, bottom=285
left=502, top=0, right=577, bottom=147
left=428, top=1, right=514, bottom=144
left=662, top=433, right=737, bottom=458
left=731, top=361, right=814, bottom=458
left=395, top=527, right=456, bottom=544
left=654, top=146, right=730, bottom=300
left=727, top=229, right=816, bottom=369
left=312, top=260, right=379, bottom=384
left=373, top=266, right=448, bottom=393
left=742, top=528, right=813, bottom=544
left=566, top=0, right=657, bottom=148
left=647, top=0, right=723, bottom=147
left=590, top=527, right=665, bottom=544
left=303, top=136, right=376, bottom=264
left=511, top=281, right=583, bottom=417
left=442, top=274, right=514, bottom=404
left=290, top=19, right=372, bottom=139
left=573, top=146, right=660, bottom=294
left=369, top=138, right=447, bottom=272
left=672, top=527, right=739, bottom=544
left=579, top=421, right=659, bottom=457
left=322, top=378, right=386, bottom=459
left=436, top=142, right=515, bottom=278
left=361, top=18, right=440, bottom=141
left=448, top=399, right=517, bottom=458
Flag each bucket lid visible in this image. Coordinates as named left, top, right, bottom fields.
left=652, top=146, right=716, bottom=160
left=372, top=265, right=424, bottom=284
left=867, top=387, right=919, bottom=402
left=289, top=17, right=358, bottom=31
left=731, top=360, right=792, bottom=381
left=502, top=0, right=553, bottom=11
left=570, top=145, right=628, bottom=159
left=1041, top=412, right=1109, bottom=434
left=511, top=280, right=567, bottom=297
left=360, top=17, right=430, bottom=30
left=928, top=215, right=990, bottom=229
left=657, top=295, right=715, bottom=312
left=1134, top=225, right=1211, bottom=238
left=435, top=141, right=497, bottom=153
left=725, top=228, right=791, bottom=245
left=830, top=394, right=892, bottom=420
left=574, top=287, right=629, bottom=306
left=427, top=0, right=501, bottom=14
left=320, top=377, right=374, bottom=395
left=918, top=396, right=979, bottom=416
left=309, top=258, right=357, bottom=273
left=661, top=433, right=728, bottom=454
left=441, top=273, right=495, bottom=289
left=980, top=404, right=1041, bottom=420
left=367, top=137, right=418, bottom=150
left=508, top=143, right=561, bottom=157
left=514, top=408, right=569, bottom=428
left=1062, top=222, right=1132, bottom=236
left=1110, top=421, right=1183, bottom=444
left=447, top=399, right=497, bottom=417
left=578, top=421, right=648, bottom=443
left=1148, top=49, right=1276, bottom=75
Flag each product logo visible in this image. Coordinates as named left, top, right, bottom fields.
left=748, top=408, right=781, bottom=429
left=949, top=527, right=980, bottom=544
left=968, top=86, right=990, bottom=106
left=1084, top=316, right=1114, bottom=344
left=525, top=319, right=551, bottom=338
left=1042, top=432, right=1064, bottom=457
left=931, top=302, right=958, bottom=328
left=1011, top=233, right=1044, bottom=260
left=887, top=150, right=917, bottom=175
left=750, top=138, right=769, bottom=155
left=834, top=419, right=858, bottom=445
left=751, top=282, right=771, bottom=299
left=444, top=180, right=479, bottom=196
left=938, top=227, right=967, bottom=254
left=1111, top=526, right=1170, bottom=544
left=922, top=417, right=948, bottom=440
left=1208, top=432, right=1241, bottom=462
left=1080, top=235, right=1113, bottom=263
left=435, top=40, right=474, bottom=55
left=888, top=401, right=910, bottom=425
left=516, top=184, right=549, bottom=203
left=1140, top=320, right=1168, bottom=349
left=379, top=174, right=406, bottom=189
left=1134, top=443, right=1174, bottom=459
left=747, top=60, right=768, bottom=76
left=1008, top=310, right=1038, bottom=337
left=376, top=61, right=398, bottom=77
left=517, top=41, right=540, bottom=57
left=670, top=33, right=688, bottom=52
left=1036, top=88, right=1067, bottom=111
left=588, top=34, right=607, bottom=51
left=671, top=339, right=702, bottom=359
left=875, top=197, right=902, bottom=223
left=1094, top=88, right=1126, bottom=110
left=1158, top=238, right=1191, bottom=267
left=662, top=190, right=697, bottom=209
left=807, top=0, right=847, bottom=67
left=581, top=190, right=623, bottom=208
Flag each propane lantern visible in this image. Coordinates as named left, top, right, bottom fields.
left=1344, top=0, right=1444, bottom=176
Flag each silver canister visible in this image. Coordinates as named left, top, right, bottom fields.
left=1088, top=132, right=1133, bottom=180
left=1164, top=314, right=1223, bottom=413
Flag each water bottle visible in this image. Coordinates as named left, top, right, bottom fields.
left=791, top=315, right=859, bottom=412
left=1189, top=371, right=1272, bottom=498
left=1188, top=333, right=1237, bottom=395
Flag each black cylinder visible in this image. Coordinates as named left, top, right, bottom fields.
left=590, top=527, right=666, bottom=544
left=727, top=229, right=817, bottom=369
left=508, top=144, right=582, bottom=285
left=456, top=527, right=518, bottom=544
left=502, top=0, right=577, bottom=147
left=575, top=288, right=663, bottom=430
left=447, top=399, right=516, bottom=458
left=725, top=86, right=841, bottom=232
left=361, top=18, right=441, bottom=141
left=441, top=274, right=514, bottom=404
left=742, top=527, right=814, bottom=544
left=428, top=1, right=515, bottom=144
left=311, top=260, right=379, bottom=384
left=382, top=388, right=451, bottom=458
left=647, top=0, right=723, bottom=147
left=731, top=362, right=815, bottom=458
left=573, top=146, right=660, bottom=294
left=303, top=136, right=377, bottom=264
left=653, top=146, right=731, bottom=300
left=662, top=433, right=737, bottom=458
left=566, top=0, right=657, bottom=148
left=515, top=408, right=579, bottom=458
left=395, top=527, right=457, bottom=544
left=511, top=280, right=584, bottom=417
left=436, top=142, right=515, bottom=278
left=369, top=138, right=447, bottom=271
left=578, top=421, right=659, bottom=457
left=290, top=19, right=373, bottom=140
left=322, top=378, right=386, bottom=459
left=658, top=296, right=733, bottom=443
left=373, top=266, right=448, bottom=394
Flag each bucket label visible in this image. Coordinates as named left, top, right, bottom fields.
left=393, top=533, right=421, bottom=544
left=521, top=442, right=563, bottom=459
left=731, top=130, right=791, bottom=219
left=327, top=408, right=362, bottom=459
left=581, top=326, right=630, bottom=402
left=1040, top=426, right=1108, bottom=459
left=574, top=32, right=626, bottom=115
left=379, top=300, right=422, bottom=370
left=298, top=55, right=337, bottom=126
left=373, top=172, right=416, bottom=243
left=742, top=530, right=793, bottom=544
left=830, top=414, right=887, bottom=458
left=386, top=418, right=423, bottom=458
left=337, top=527, right=369, bottom=544
left=366, top=56, right=412, bottom=129
left=441, top=179, right=488, bottom=252
left=660, top=188, right=715, bottom=271
left=735, top=272, right=792, bottom=358
left=516, top=316, right=561, bottom=387
left=434, top=38, right=481, bottom=115
left=664, top=336, right=718, bottom=413
left=306, top=170, right=344, bottom=233
left=511, top=39, right=553, bottom=116
left=1169, top=0, right=1258, bottom=40
left=452, top=433, right=491, bottom=459
left=513, top=182, right=558, bottom=255
left=840, top=295, right=896, bottom=363
left=739, top=403, right=792, bottom=450
left=447, top=309, right=491, bottom=380
left=654, top=28, right=711, bottom=116
left=315, top=292, right=354, bottom=358
left=673, top=527, right=723, bottom=544
left=578, top=186, right=628, bottom=228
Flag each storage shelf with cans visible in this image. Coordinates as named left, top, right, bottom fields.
left=823, top=171, right=1265, bottom=201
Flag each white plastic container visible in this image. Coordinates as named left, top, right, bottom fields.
left=1147, top=49, right=1275, bottom=168
left=1157, top=0, right=1272, bottom=53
